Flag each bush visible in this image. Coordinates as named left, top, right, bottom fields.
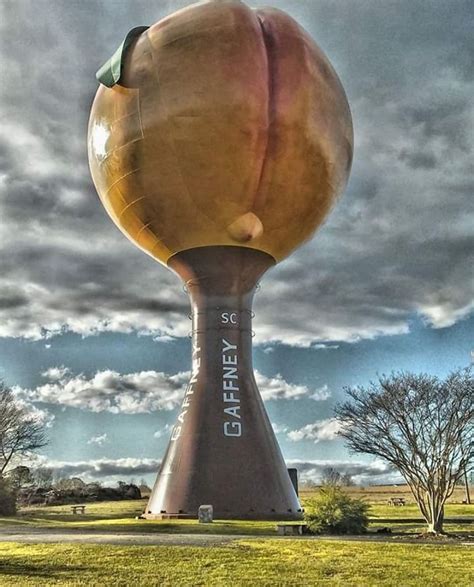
left=17, top=481, right=142, bottom=506
left=304, top=486, right=369, bottom=534
left=0, top=477, right=17, bottom=516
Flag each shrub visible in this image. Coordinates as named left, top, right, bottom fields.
left=304, top=485, right=369, bottom=534
left=0, top=477, right=17, bottom=516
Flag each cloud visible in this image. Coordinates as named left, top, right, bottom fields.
left=32, top=456, right=160, bottom=482
left=153, top=424, right=173, bottom=439
left=262, top=347, right=275, bottom=354
left=288, top=458, right=401, bottom=486
left=0, top=0, right=471, bottom=345
left=25, top=404, right=55, bottom=429
left=11, top=396, right=55, bottom=429
left=311, top=344, right=340, bottom=350
left=43, top=367, right=71, bottom=382
left=287, top=418, right=342, bottom=443
left=87, top=433, right=108, bottom=446
left=309, top=385, right=331, bottom=401
left=256, top=373, right=330, bottom=402
left=31, top=455, right=400, bottom=486
left=14, top=367, right=319, bottom=414
left=271, top=422, right=289, bottom=434
left=13, top=368, right=190, bottom=414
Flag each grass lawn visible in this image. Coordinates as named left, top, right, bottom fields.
left=0, top=497, right=471, bottom=538
left=0, top=539, right=472, bottom=586
left=368, top=502, right=473, bottom=520
left=300, top=485, right=470, bottom=504
left=0, top=500, right=276, bottom=535
left=0, top=490, right=472, bottom=585
left=0, top=498, right=471, bottom=536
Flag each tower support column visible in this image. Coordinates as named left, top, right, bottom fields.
left=144, top=246, right=302, bottom=520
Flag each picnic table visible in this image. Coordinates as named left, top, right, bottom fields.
left=387, top=497, right=406, bottom=506
left=70, top=505, right=86, bottom=514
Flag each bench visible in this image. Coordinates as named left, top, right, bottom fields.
left=70, top=505, right=86, bottom=515
left=387, top=497, right=406, bottom=507
left=276, top=524, right=305, bottom=536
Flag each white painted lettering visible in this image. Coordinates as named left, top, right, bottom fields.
left=171, top=344, right=201, bottom=441
left=223, top=366, right=238, bottom=379
left=222, top=339, right=237, bottom=353
left=222, top=337, right=242, bottom=437
left=223, top=391, right=239, bottom=403
left=223, top=379, right=239, bottom=391
left=224, top=405, right=240, bottom=419
left=224, top=421, right=242, bottom=437
left=221, top=312, right=238, bottom=325
left=223, top=354, right=237, bottom=365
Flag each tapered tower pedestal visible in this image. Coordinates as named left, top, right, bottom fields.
left=144, top=247, right=302, bottom=520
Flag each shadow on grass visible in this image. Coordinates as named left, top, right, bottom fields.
left=0, top=560, right=89, bottom=580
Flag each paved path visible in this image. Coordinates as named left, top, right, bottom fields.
left=0, top=530, right=241, bottom=547
left=0, top=528, right=471, bottom=547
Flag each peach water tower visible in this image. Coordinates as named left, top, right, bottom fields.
left=88, top=0, right=352, bottom=519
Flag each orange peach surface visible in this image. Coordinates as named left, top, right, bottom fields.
left=88, top=0, right=353, bottom=265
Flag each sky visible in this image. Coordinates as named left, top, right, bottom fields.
left=0, top=0, right=472, bottom=487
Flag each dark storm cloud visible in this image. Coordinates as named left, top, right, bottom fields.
left=0, top=0, right=472, bottom=343
left=35, top=456, right=162, bottom=480
left=36, top=456, right=399, bottom=484
left=288, top=458, right=400, bottom=485
left=0, top=292, right=29, bottom=309
left=398, top=149, right=437, bottom=170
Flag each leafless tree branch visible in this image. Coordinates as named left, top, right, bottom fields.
left=335, top=368, right=473, bottom=534
left=0, top=381, right=48, bottom=476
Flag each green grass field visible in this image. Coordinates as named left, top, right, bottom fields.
left=299, top=484, right=470, bottom=504
left=0, top=539, right=472, bottom=586
left=1, top=494, right=470, bottom=536
left=0, top=500, right=474, bottom=535
left=0, top=488, right=472, bottom=585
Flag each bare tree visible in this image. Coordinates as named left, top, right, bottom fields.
left=321, top=467, right=342, bottom=486
left=341, top=472, right=355, bottom=487
left=0, top=382, right=48, bottom=475
left=335, top=369, right=473, bottom=534
left=7, top=465, right=34, bottom=490
left=32, top=467, right=53, bottom=489
left=55, top=477, right=85, bottom=491
left=321, top=467, right=355, bottom=488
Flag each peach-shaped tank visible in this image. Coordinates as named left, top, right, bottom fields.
left=87, top=0, right=353, bottom=266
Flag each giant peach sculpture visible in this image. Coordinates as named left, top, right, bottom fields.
left=88, top=0, right=352, bottom=519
